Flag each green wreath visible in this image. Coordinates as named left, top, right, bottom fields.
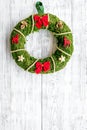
left=10, top=1, right=74, bottom=74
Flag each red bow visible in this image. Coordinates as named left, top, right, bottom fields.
left=35, top=61, right=50, bottom=74
left=34, top=15, right=49, bottom=29
left=64, top=37, right=71, bottom=47
left=12, top=34, right=19, bottom=44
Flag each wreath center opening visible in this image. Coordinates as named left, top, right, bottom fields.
left=25, top=30, right=57, bottom=59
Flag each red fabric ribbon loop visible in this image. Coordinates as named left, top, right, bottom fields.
left=35, top=61, right=50, bottom=74
left=34, top=15, right=49, bottom=29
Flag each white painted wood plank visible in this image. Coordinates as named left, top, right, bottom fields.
left=10, top=0, right=42, bottom=129
left=0, top=0, right=11, bottom=129
left=42, top=0, right=72, bottom=130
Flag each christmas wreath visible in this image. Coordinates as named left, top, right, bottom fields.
left=10, top=1, right=74, bottom=74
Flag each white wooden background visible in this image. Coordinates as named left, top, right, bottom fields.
left=0, top=0, right=87, bottom=130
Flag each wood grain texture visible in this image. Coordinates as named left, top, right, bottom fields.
left=0, top=0, right=87, bottom=130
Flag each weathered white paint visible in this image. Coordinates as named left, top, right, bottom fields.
left=0, top=0, right=87, bottom=130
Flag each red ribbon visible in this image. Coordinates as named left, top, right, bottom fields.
left=35, top=61, right=50, bottom=74
left=34, top=15, right=49, bottom=29
left=12, top=34, right=19, bottom=44
left=64, top=37, right=71, bottom=47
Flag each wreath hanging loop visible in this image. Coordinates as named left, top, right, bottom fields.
left=10, top=1, right=74, bottom=74
left=36, top=1, right=44, bottom=14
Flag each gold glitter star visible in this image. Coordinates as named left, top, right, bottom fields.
left=18, top=55, right=25, bottom=62
left=59, top=55, right=65, bottom=62
left=56, top=21, right=63, bottom=29
left=21, top=21, right=28, bottom=29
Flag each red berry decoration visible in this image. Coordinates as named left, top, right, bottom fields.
left=64, top=37, right=71, bottom=47
left=12, top=34, right=19, bottom=44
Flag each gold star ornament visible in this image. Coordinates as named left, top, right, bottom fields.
left=56, top=21, right=63, bottom=29
left=59, top=55, right=65, bottom=62
left=21, top=21, right=28, bottom=29
left=18, top=55, right=25, bottom=62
